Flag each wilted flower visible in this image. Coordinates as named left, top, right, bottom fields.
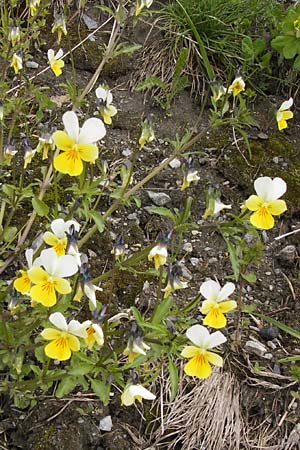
left=43, top=218, right=80, bottom=256
left=8, top=24, right=21, bottom=47
left=84, top=323, right=104, bottom=349
left=13, top=249, right=34, bottom=294
left=52, top=13, right=67, bottom=43
left=10, top=52, right=22, bottom=74
left=23, top=139, right=37, bottom=169
left=123, top=321, right=150, bottom=363
left=200, top=279, right=236, bottom=329
left=111, top=235, right=125, bottom=260
left=276, top=98, right=293, bottom=131
left=28, top=248, right=78, bottom=307
left=52, top=111, right=106, bottom=176
left=244, top=177, right=287, bottom=230
left=48, top=48, right=64, bottom=77
left=181, top=324, right=226, bottom=379
left=135, top=0, right=153, bottom=16
left=121, top=384, right=156, bottom=406
left=35, top=126, right=55, bottom=160
left=202, top=188, right=231, bottom=219
left=162, top=262, right=190, bottom=298
left=95, top=85, right=117, bottom=125
left=41, top=312, right=90, bottom=361
left=228, top=76, right=245, bottom=97
left=74, top=254, right=102, bottom=309
left=181, top=157, right=200, bottom=190
left=139, top=118, right=155, bottom=149
left=4, top=140, right=17, bottom=164
left=211, top=83, right=226, bottom=103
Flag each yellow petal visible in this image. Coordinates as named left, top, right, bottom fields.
left=267, top=200, right=287, bottom=216
left=200, top=299, right=217, bottom=314
left=44, top=337, right=72, bottom=360
left=153, top=254, right=167, bottom=270
left=30, top=282, right=57, bottom=307
left=51, top=59, right=64, bottom=76
left=278, top=119, right=287, bottom=131
left=53, top=277, right=71, bottom=294
left=67, top=334, right=80, bottom=352
left=203, top=307, right=227, bottom=329
left=102, top=111, right=112, bottom=125
left=218, top=300, right=237, bottom=313
left=206, top=351, right=223, bottom=367
left=14, top=271, right=31, bottom=294
left=181, top=345, right=201, bottom=358
left=41, top=328, right=62, bottom=340
left=28, top=266, right=48, bottom=284
left=250, top=208, right=274, bottom=230
left=281, top=111, right=293, bottom=120
left=77, top=143, right=98, bottom=162
left=245, top=195, right=263, bottom=211
left=52, top=131, right=74, bottom=151
left=183, top=354, right=212, bottom=379
left=54, top=150, right=83, bottom=176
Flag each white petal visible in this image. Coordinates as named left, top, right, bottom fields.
left=128, top=384, right=156, bottom=400
left=47, top=48, right=54, bottom=62
left=51, top=218, right=67, bottom=238
left=62, top=111, right=79, bottom=143
left=55, top=48, right=63, bottom=59
left=214, top=200, right=232, bottom=214
left=106, top=91, right=113, bottom=105
left=92, top=323, right=104, bottom=344
left=65, top=219, right=80, bottom=233
left=38, top=248, right=58, bottom=275
left=68, top=319, right=90, bottom=337
left=95, top=86, right=108, bottom=101
left=186, top=324, right=210, bottom=348
left=207, top=330, right=227, bottom=349
left=132, top=342, right=147, bottom=356
left=254, top=177, right=274, bottom=201
left=270, top=177, right=287, bottom=201
left=217, top=282, right=235, bottom=302
left=53, top=254, right=78, bottom=278
left=25, top=248, right=34, bottom=268
left=49, top=312, right=68, bottom=331
left=279, top=97, right=293, bottom=112
left=199, top=279, right=220, bottom=301
left=78, top=117, right=106, bottom=144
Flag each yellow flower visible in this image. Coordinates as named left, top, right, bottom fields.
left=135, top=0, right=153, bottom=16
left=51, top=14, right=67, bottom=43
left=35, top=128, right=55, bottom=160
left=52, top=111, right=106, bottom=176
left=200, top=279, right=236, bottom=329
left=41, top=312, right=90, bottom=361
left=43, top=218, right=79, bottom=256
left=211, top=83, right=226, bottom=103
left=24, top=139, right=37, bottom=169
left=228, top=76, right=245, bottom=97
left=47, top=48, right=64, bottom=77
left=276, top=98, right=293, bottom=131
left=148, top=243, right=168, bottom=270
left=121, top=384, right=155, bottom=406
left=181, top=169, right=200, bottom=190
left=10, top=52, right=22, bottom=74
left=162, top=263, right=190, bottom=298
left=13, top=249, right=34, bottom=294
left=181, top=324, right=226, bottom=379
left=123, top=338, right=150, bottom=363
left=8, top=25, right=21, bottom=47
left=139, top=118, right=155, bottom=149
left=245, top=176, right=287, bottom=230
left=29, top=0, right=40, bottom=16
left=4, top=141, right=18, bottom=165
left=95, top=86, right=117, bottom=125
left=28, top=248, right=78, bottom=307
left=84, top=323, right=104, bottom=350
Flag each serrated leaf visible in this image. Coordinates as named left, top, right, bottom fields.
left=68, top=363, right=95, bottom=376
left=168, top=357, right=178, bottom=401
left=89, top=210, right=105, bottom=233
left=135, top=76, right=166, bottom=92
left=32, top=197, right=49, bottom=217
left=90, top=379, right=110, bottom=405
left=151, top=297, right=173, bottom=324
left=55, top=376, right=78, bottom=398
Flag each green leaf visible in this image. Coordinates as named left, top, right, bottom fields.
left=293, top=54, right=300, bottom=69
left=90, top=379, right=110, bottom=405
left=253, top=38, right=266, bottom=56
left=55, top=376, right=79, bottom=398
left=241, top=272, right=257, bottom=283
left=131, top=306, right=144, bottom=326
left=283, top=41, right=298, bottom=59
left=3, top=226, right=17, bottom=242
left=68, top=364, right=95, bottom=376
left=149, top=206, right=176, bottom=222
left=241, top=303, right=257, bottom=313
left=254, top=313, right=300, bottom=339
left=182, top=294, right=201, bottom=313
left=89, top=210, right=105, bottom=233
left=151, top=297, right=173, bottom=324
left=168, top=357, right=178, bottom=401
left=32, top=197, right=49, bottom=217
left=226, top=241, right=240, bottom=281
left=135, top=76, right=166, bottom=92
left=113, top=43, right=142, bottom=57
left=278, top=355, right=300, bottom=363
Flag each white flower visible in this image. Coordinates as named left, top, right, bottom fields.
left=49, top=312, right=90, bottom=338
left=213, top=199, right=232, bottom=214
left=200, top=279, right=235, bottom=302
left=83, top=282, right=102, bottom=309
left=121, top=384, right=156, bottom=406
left=43, top=218, right=80, bottom=256
left=95, top=86, right=117, bottom=125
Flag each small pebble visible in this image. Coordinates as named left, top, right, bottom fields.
left=183, top=242, right=193, bottom=252
left=259, top=326, right=280, bottom=341
left=122, top=149, right=132, bottom=157
left=245, top=340, right=267, bottom=357
left=128, top=213, right=138, bottom=220
left=25, top=60, right=39, bottom=69
left=267, top=340, right=277, bottom=350
left=190, top=257, right=199, bottom=266
left=99, top=415, right=113, bottom=432
left=263, top=353, right=273, bottom=360
left=147, top=191, right=171, bottom=206
left=169, top=158, right=181, bottom=169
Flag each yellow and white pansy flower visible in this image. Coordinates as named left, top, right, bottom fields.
left=13, top=248, right=34, bottom=294
left=139, top=118, right=155, bottom=149
left=200, top=279, right=236, bottom=329
left=123, top=338, right=151, bottom=363
left=245, top=176, right=287, bottom=230
left=84, top=323, right=104, bottom=350
left=135, top=0, right=153, bottom=16
left=181, top=169, right=200, bottom=190
left=47, top=48, right=65, bottom=77
left=11, top=52, right=22, bottom=74
left=43, top=218, right=80, bottom=256
left=27, top=248, right=78, bottom=307
left=228, top=76, right=245, bottom=97
left=121, top=384, right=156, bottom=406
left=29, top=0, right=40, bottom=16
left=276, top=98, right=293, bottom=131
left=83, top=282, right=102, bottom=309
left=52, top=111, right=106, bottom=176
left=8, top=25, right=21, bottom=47
left=95, top=86, right=117, bottom=125
left=41, top=312, right=90, bottom=361
left=148, top=242, right=168, bottom=270
left=51, top=14, right=67, bottom=43
left=181, top=324, right=227, bottom=379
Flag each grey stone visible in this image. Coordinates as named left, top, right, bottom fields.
left=25, top=60, right=39, bottom=69
left=147, top=191, right=171, bottom=206
left=183, top=242, right=193, bottom=252
left=82, top=14, right=98, bottom=30
left=278, top=245, right=297, bottom=263
left=245, top=340, right=267, bottom=357
left=128, top=213, right=138, bottom=220
left=169, top=158, right=181, bottom=169
left=99, top=415, right=113, bottom=432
